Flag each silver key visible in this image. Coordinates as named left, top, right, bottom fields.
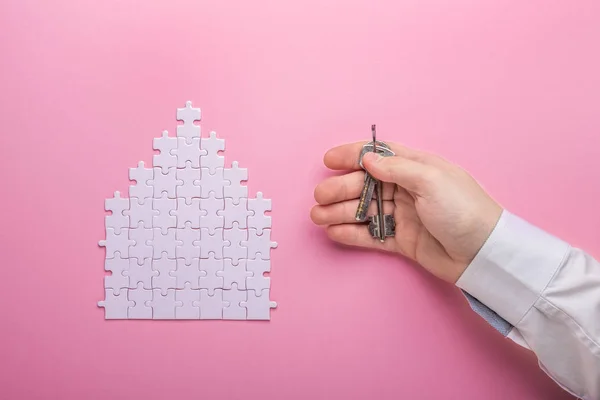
left=355, top=173, right=376, bottom=222
left=368, top=214, right=396, bottom=238
left=355, top=125, right=396, bottom=241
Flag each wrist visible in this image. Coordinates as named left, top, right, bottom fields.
left=452, top=203, right=504, bottom=284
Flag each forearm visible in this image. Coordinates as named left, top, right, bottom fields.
left=457, top=211, right=600, bottom=399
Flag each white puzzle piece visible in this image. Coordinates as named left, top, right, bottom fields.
left=200, top=195, right=224, bottom=233
left=105, top=191, right=129, bottom=231
left=224, top=226, right=248, bottom=265
left=176, top=167, right=201, bottom=202
left=219, top=198, right=250, bottom=229
left=172, top=198, right=203, bottom=228
left=148, top=289, right=177, bottom=319
left=128, top=224, right=154, bottom=264
left=149, top=228, right=179, bottom=259
left=98, top=288, right=134, bottom=319
left=199, top=167, right=225, bottom=198
left=218, top=259, right=251, bottom=290
left=128, top=283, right=153, bottom=319
left=223, top=161, right=248, bottom=202
left=199, top=256, right=224, bottom=294
left=176, top=101, right=201, bottom=143
left=152, top=195, right=176, bottom=234
left=152, top=256, right=177, bottom=294
left=171, top=258, right=205, bottom=289
left=176, top=223, right=200, bottom=265
left=200, top=131, right=225, bottom=172
left=223, top=285, right=247, bottom=320
left=99, top=101, right=276, bottom=321
left=99, top=227, right=134, bottom=259
left=129, top=161, right=154, bottom=200
left=246, top=259, right=271, bottom=292
left=175, top=284, right=201, bottom=319
left=200, top=228, right=225, bottom=259
left=153, top=131, right=177, bottom=171
left=151, top=167, right=179, bottom=199
left=173, top=137, right=205, bottom=168
left=242, top=288, right=277, bottom=320
left=104, top=257, right=129, bottom=291
left=198, top=289, right=224, bottom=319
left=125, top=197, right=156, bottom=229
left=123, top=258, right=157, bottom=289
left=242, top=229, right=277, bottom=260
left=248, top=192, right=272, bottom=234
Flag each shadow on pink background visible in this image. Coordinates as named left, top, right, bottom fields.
left=1, top=1, right=599, bottom=399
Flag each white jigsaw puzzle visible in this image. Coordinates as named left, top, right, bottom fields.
left=153, top=131, right=177, bottom=171
left=105, top=191, right=129, bottom=231
left=199, top=255, right=224, bottom=294
left=104, top=257, right=129, bottom=291
left=224, top=161, right=248, bottom=202
left=200, top=195, right=224, bottom=233
left=124, top=258, right=157, bottom=289
left=199, top=167, right=225, bottom=198
left=172, top=258, right=205, bottom=289
left=242, top=288, right=277, bottom=320
left=125, top=198, right=156, bottom=228
left=151, top=167, right=180, bottom=199
left=175, top=284, right=201, bottom=319
left=147, top=289, right=178, bottom=319
left=173, top=137, right=205, bottom=168
left=223, top=285, right=247, bottom=320
left=248, top=192, right=272, bottom=234
left=198, top=289, right=224, bottom=319
left=246, top=259, right=271, bottom=292
left=172, top=198, right=204, bottom=228
left=129, top=283, right=153, bottom=319
left=176, top=222, right=201, bottom=265
left=99, top=227, right=134, bottom=259
left=98, top=288, right=134, bottom=319
left=176, top=101, right=201, bottom=143
left=129, top=161, right=154, bottom=200
left=201, top=131, right=225, bottom=172
left=176, top=167, right=201, bottom=202
left=224, top=225, right=248, bottom=265
left=152, top=256, right=177, bottom=295
left=99, top=102, right=276, bottom=320
left=220, top=198, right=251, bottom=229
left=218, top=259, right=252, bottom=290
left=149, top=228, right=179, bottom=259
left=152, top=195, right=177, bottom=234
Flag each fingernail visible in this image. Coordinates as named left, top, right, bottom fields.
left=363, top=152, right=382, bottom=163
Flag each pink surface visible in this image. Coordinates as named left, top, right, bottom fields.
left=1, top=0, right=599, bottom=399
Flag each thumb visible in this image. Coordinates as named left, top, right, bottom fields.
left=362, top=152, right=432, bottom=194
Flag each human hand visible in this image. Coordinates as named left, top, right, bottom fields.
left=311, top=142, right=503, bottom=284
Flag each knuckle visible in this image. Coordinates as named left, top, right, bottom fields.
left=385, top=158, right=403, bottom=182
left=338, top=176, right=349, bottom=202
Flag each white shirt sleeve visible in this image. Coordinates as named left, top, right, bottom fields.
left=456, top=210, right=600, bottom=400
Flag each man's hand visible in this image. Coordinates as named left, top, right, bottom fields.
left=310, top=142, right=503, bottom=283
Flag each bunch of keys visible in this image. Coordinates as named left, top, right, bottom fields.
left=355, top=125, right=396, bottom=242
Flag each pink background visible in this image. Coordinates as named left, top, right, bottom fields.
left=1, top=0, right=599, bottom=399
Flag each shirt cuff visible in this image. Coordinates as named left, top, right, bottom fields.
left=456, top=210, right=570, bottom=327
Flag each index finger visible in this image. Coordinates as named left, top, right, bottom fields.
left=323, top=141, right=427, bottom=171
